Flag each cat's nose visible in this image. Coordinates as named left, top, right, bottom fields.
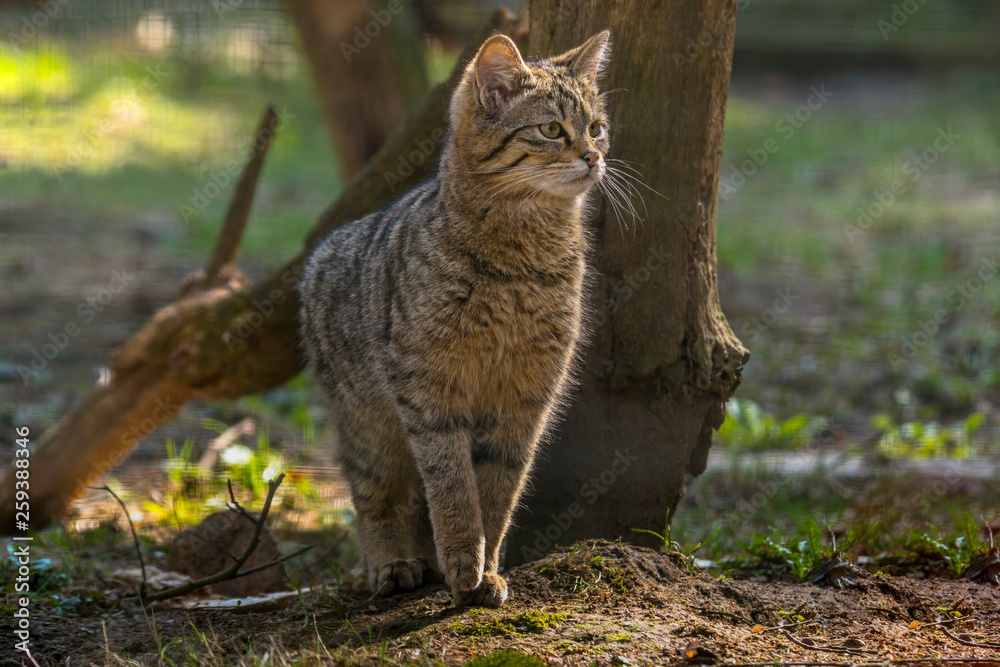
left=581, top=151, right=599, bottom=168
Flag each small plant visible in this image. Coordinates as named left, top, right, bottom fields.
left=141, top=429, right=293, bottom=527
left=897, top=514, right=988, bottom=576
left=717, top=399, right=828, bottom=451
left=872, top=413, right=982, bottom=459
left=740, top=517, right=830, bottom=580
left=633, top=513, right=721, bottom=573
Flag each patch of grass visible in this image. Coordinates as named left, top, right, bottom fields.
left=0, top=42, right=341, bottom=269
left=715, top=72, right=1000, bottom=425
left=135, top=427, right=303, bottom=527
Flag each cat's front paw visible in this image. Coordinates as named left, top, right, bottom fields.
left=444, top=549, right=483, bottom=595
left=371, top=559, right=424, bottom=596
left=453, top=572, right=507, bottom=607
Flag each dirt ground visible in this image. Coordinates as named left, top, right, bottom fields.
left=13, top=540, right=1000, bottom=666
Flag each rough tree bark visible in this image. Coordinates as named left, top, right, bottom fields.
left=506, top=0, right=748, bottom=564
left=286, top=0, right=429, bottom=176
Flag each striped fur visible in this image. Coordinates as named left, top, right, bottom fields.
left=300, top=30, right=611, bottom=607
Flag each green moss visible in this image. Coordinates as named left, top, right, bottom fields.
left=606, top=632, right=632, bottom=642
left=452, top=610, right=569, bottom=638
left=463, top=651, right=546, bottom=667
left=451, top=618, right=517, bottom=637
left=512, top=610, right=569, bottom=633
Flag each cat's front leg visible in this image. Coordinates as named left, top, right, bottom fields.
left=403, top=420, right=487, bottom=602
left=458, top=412, right=545, bottom=607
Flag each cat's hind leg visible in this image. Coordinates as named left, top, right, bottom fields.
left=408, top=491, right=443, bottom=583
left=338, top=412, right=425, bottom=596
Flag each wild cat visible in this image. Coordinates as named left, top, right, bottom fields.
left=299, top=30, right=612, bottom=607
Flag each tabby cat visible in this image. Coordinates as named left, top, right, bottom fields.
left=299, top=30, right=612, bottom=607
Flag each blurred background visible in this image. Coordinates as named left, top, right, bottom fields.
left=0, top=0, right=997, bottom=571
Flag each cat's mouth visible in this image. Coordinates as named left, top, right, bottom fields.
left=538, top=169, right=602, bottom=201
left=563, top=162, right=605, bottom=189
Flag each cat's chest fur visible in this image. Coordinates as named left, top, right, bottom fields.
left=397, top=220, right=586, bottom=413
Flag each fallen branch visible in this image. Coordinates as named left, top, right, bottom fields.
left=940, top=625, right=1000, bottom=650
left=198, top=418, right=256, bottom=471
left=138, top=473, right=311, bottom=603
left=780, top=629, right=866, bottom=657
left=99, top=474, right=311, bottom=603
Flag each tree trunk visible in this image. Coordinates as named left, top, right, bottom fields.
left=505, top=0, right=748, bottom=564
left=286, top=0, right=429, bottom=176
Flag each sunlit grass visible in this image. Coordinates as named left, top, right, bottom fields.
left=0, top=43, right=341, bottom=268
left=716, top=72, right=1000, bottom=423
left=0, top=48, right=75, bottom=101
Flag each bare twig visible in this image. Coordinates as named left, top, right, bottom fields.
left=92, top=485, right=146, bottom=594
left=940, top=625, right=1000, bottom=650
left=198, top=417, right=255, bottom=471
left=904, top=614, right=974, bottom=631
left=780, top=630, right=865, bottom=656
left=227, top=478, right=257, bottom=520
left=755, top=619, right=819, bottom=633
left=202, top=105, right=278, bottom=287
left=137, top=473, right=304, bottom=603
left=225, top=545, right=313, bottom=581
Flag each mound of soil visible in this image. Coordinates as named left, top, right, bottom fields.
left=21, top=540, right=1000, bottom=665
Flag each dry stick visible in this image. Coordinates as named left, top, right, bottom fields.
left=780, top=630, right=865, bottom=656
left=756, top=619, right=820, bottom=633
left=227, top=478, right=258, bottom=521
left=940, top=625, right=1000, bottom=650
left=139, top=473, right=311, bottom=603
left=905, top=614, right=975, bottom=631
left=92, top=485, right=147, bottom=590
left=202, top=104, right=278, bottom=287
left=198, top=417, right=255, bottom=471
left=222, top=545, right=313, bottom=580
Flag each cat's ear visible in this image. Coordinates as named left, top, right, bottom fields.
left=556, top=30, right=611, bottom=86
left=474, top=34, right=528, bottom=112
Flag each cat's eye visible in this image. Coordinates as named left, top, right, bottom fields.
left=539, top=122, right=563, bottom=139
left=588, top=121, right=604, bottom=138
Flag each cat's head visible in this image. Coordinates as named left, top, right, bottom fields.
left=449, top=30, right=612, bottom=201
